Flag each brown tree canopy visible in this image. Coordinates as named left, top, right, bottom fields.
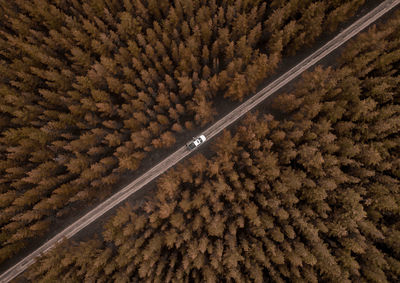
left=0, top=0, right=372, bottom=267
left=26, top=10, right=400, bottom=282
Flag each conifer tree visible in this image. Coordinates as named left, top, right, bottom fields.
left=0, top=0, right=379, bottom=268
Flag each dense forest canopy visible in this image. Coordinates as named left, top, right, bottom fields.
left=26, top=9, right=400, bottom=283
left=0, top=0, right=367, bottom=263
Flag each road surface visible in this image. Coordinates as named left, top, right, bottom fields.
left=1, top=0, right=399, bottom=281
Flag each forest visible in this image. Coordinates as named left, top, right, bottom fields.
left=24, top=8, right=400, bottom=283
left=0, top=0, right=368, bottom=264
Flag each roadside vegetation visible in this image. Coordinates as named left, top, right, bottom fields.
left=0, top=0, right=367, bottom=263
left=26, top=9, right=400, bottom=282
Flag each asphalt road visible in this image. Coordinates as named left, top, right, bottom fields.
left=1, top=0, right=399, bottom=282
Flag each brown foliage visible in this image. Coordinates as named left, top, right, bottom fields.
left=25, top=11, right=400, bottom=282
left=0, top=0, right=376, bottom=271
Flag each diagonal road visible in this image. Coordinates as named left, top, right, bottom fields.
left=1, top=0, right=399, bottom=281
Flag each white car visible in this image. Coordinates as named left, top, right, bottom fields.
left=186, top=135, right=206, bottom=150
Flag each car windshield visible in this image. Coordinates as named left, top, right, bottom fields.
left=188, top=142, right=196, bottom=149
